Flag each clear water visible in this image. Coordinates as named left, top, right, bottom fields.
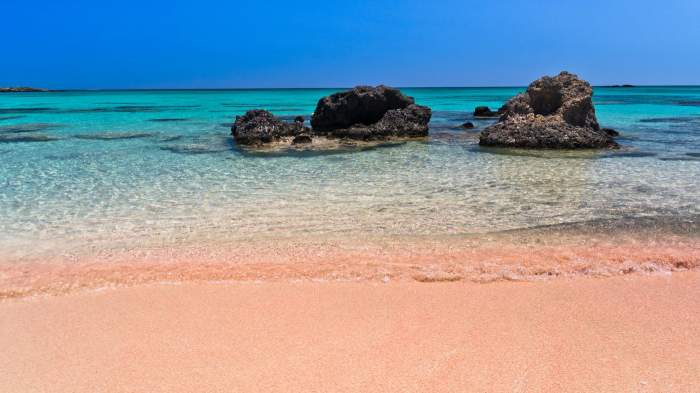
left=1, top=87, right=700, bottom=259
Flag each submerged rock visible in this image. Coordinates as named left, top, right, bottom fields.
left=479, top=72, right=618, bottom=149
left=311, top=86, right=431, bottom=139
left=231, top=110, right=309, bottom=146
left=460, top=121, right=475, bottom=129
left=473, top=106, right=498, bottom=118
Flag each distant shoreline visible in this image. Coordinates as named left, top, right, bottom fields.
left=5, top=85, right=700, bottom=92
left=0, top=87, right=49, bottom=93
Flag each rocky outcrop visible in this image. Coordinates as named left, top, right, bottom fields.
left=231, top=110, right=308, bottom=146
left=479, top=72, right=618, bottom=149
left=311, top=86, right=431, bottom=139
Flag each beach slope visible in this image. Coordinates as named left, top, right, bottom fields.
left=2, top=273, right=699, bottom=392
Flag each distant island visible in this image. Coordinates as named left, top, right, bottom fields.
left=604, top=84, right=636, bottom=88
left=0, top=87, right=49, bottom=92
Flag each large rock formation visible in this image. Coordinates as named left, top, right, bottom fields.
left=311, top=86, right=431, bottom=139
left=479, top=72, right=618, bottom=148
left=231, top=110, right=308, bottom=146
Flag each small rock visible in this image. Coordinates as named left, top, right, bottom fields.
left=291, top=134, right=313, bottom=144
left=231, top=109, right=308, bottom=146
left=474, top=106, right=499, bottom=117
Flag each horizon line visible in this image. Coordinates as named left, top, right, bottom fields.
left=7, top=84, right=700, bottom=92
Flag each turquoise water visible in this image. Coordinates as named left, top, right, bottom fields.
left=1, top=87, right=700, bottom=259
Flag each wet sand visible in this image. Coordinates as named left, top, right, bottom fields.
left=2, top=273, right=699, bottom=392
left=2, top=222, right=699, bottom=299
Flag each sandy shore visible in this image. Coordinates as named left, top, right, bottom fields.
left=3, top=220, right=700, bottom=299
left=2, top=272, right=699, bottom=392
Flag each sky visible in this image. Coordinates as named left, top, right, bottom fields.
left=2, top=0, right=699, bottom=89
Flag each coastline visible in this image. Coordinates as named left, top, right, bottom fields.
left=2, top=215, right=699, bottom=299
left=2, top=273, right=699, bottom=392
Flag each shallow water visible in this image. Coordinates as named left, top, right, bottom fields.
left=1, top=87, right=699, bottom=260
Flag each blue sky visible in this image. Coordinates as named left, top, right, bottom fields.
left=2, top=0, right=699, bottom=88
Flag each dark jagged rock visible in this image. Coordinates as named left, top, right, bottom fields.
left=311, top=85, right=414, bottom=131
left=231, top=110, right=309, bottom=146
left=473, top=106, right=498, bottom=118
left=460, top=122, right=475, bottom=129
left=294, top=116, right=305, bottom=124
left=311, top=86, right=431, bottom=140
left=480, top=72, right=618, bottom=149
left=370, top=104, right=432, bottom=137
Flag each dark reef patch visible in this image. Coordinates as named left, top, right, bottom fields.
left=148, top=118, right=189, bottom=122
left=74, top=132, right=156, bottom=140
left=238, top=140, right=408, bottom=158
left=639, top=116, right=700, bottom=123
left=475, top=146, right=605, bottom=160
left=1, top=105, right=201, bottom=115
left=158, top=135, right=184, bottom=142
left=658, top=156, right=700, bottom=162
left=65, top=105, right=200, bottom=114
left=675, top=100, right=700, bottom=107
left=0, top=116, right=25, bottom=121
left=0, top=123, right=61, bottom=133
left=0, top=134, right=60, bottom=143
left=159, top=144, right=229, bottom=155
left=602, top=151, right=658, bottom=158
left=0, top=107, right=54, bottom=114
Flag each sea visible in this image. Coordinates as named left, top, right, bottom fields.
left=1, top=87, right=700, bottom=261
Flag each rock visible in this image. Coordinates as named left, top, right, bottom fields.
left=231, top=110, right=309, bottom=146
left=473, top=106, right=498, bottom=117
left=601, top=128, right=620, bottom=137
left=294, top=116, right=305, bottom=124
left=479, top=72, right=618, bottom=149
left=460, top=121, right=475, bottom=129
left=291, top=134, right=313, bottom=144
left=311, top=85, right=415, bottom=131
left=310, top=86, right=431, bottom=140
left=370, top=104, right=432, bottom=137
